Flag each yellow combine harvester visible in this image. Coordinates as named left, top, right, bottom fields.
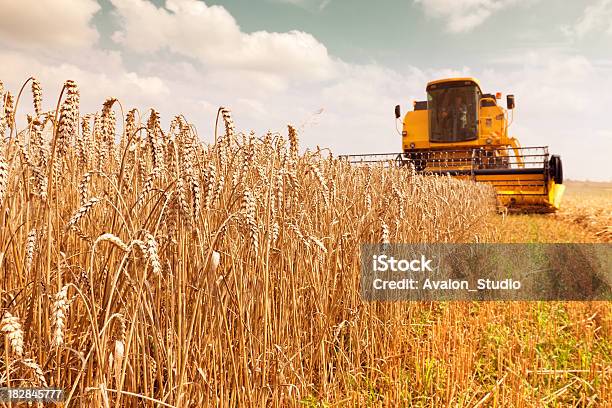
left=342, top=77, right=565, bottom=212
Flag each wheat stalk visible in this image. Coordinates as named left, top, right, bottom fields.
left=220, top=107, right=235, bottom=139
left=111, top=339, right=125, bottom=382
left=380, top=219, right=390, bottom=245
left=1, top=311, right=24, bottom=357
left=94, top=233, right=130, bottom=252
left=50, top=285, right=69, bottom=347
left=21, top=358, right=48, bottom=387
left=288, top=125, right=299, bottom=161
left=4, top=91, right=14, bottom=119
left=78, top=115, right=92, bottom=167
left=242, top=189, right=259, bottom=256
left=203, top=163, right=215, bottom=210
left=144, top=233, right=162, bottom=275
left=100, top=98, right=117, bottom=169
left=0, top=154, right=8, bottom=206
left=66, top=197, right=101, bottom=230
left=146, top=109, right=164, bottom=172
left=308, top=161, right=329, bottom=208
left=56, top=80, right=79, bottom=158
left=25, top=228, right=37, bottom=272
left=31, top=77, right=42, bottom=117
left=210, top=250, right=220, bottom=274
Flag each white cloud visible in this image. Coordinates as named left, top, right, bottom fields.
left=596, top=130, right=612, bottom=139
left=479, top=51, right=612, bottom=181
left=272, top=0, right=332, bottom=11
left=319, top=0, right=332, bottom=10
left=414, top=0, right=526, bottom=32
left=564, top=0, right=612, bottom=38
left=482, top=52, right=594, bottom=115
left=110, top=0, right=335, bottom=83
left=0, top=0, right=100, bottom=49
left=0, top=49, right=170, bottom=119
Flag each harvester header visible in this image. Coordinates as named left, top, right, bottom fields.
left=341, top=77, right=565, bottom=212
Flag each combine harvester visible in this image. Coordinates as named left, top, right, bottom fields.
left=341, top=77, right=565, bottom=212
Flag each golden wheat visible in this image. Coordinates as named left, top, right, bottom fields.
left=1, top=312, right=24, bottom=357
left=0, top=154, right=8, bottom=206
left=31, top=78, right=42, bottom=117
left=50, top=285, right=69, bottom=348
left=0, top=79, right=608, bottom=407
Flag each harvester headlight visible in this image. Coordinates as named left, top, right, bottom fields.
left=410, top=142, right=416, bottom=149
left=402, top=131, right=407, bottom=136
left=486, top=138, right=492, bottom=144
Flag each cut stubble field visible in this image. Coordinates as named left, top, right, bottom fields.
left=0, top=79, right=610, bottom=407
left=496, top=180, right=612, bottom=243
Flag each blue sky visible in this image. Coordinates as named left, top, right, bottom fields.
left=1, top=0, right=611, bottom=180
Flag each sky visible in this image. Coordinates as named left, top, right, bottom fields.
left=0, top=0, right=611, bottom=180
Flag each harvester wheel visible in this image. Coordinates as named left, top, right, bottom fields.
left=549, top=155, right=563, bottom=184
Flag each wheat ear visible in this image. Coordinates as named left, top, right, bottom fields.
left=66, top=197, right=101, bottom=230
left=50, top=285, right=69, bottom=347
left=1, top=312, right=24, bottom=357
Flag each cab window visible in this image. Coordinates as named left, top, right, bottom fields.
left=428, top=84, right=480, bottom=142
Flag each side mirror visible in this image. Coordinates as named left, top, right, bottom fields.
left=506, top=95, right=515, bottom=110
left=394, top=105, right=401, bottom=119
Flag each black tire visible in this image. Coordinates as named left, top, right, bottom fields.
left=549, top=155, right=563, bottom=184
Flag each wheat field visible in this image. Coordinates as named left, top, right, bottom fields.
left=0, top=79, right=610, bottom=407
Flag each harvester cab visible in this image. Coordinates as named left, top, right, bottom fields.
left=343, top=77, right=565, bottom=212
